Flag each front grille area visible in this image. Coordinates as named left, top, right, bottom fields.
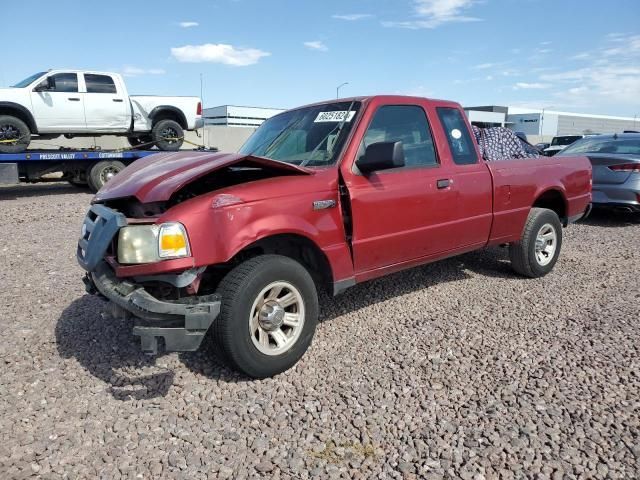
left=76, top=204, right=128, bottom=272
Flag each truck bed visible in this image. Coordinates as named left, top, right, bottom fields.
left=485, top=155, right=592, bottom=244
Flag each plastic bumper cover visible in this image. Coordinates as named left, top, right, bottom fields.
left=86, top=261, right=220, bottom=354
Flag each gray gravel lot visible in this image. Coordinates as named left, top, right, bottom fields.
left=0, top=183, right=638, bottom=479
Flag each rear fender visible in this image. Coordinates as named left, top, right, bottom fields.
left=149, top=106, right=188, bottom=129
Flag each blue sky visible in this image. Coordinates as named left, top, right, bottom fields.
left=2, top=0, right=639, bottom=116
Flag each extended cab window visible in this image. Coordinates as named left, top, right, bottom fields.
left=35, top=73, right=78, bottom=93
left=359, top=105, right=437, bottom=168
left=436, top=107, right=477, bottom=165
left=85, top=74, right=117, bottom=94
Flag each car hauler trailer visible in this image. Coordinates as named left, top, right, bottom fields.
left=0, top=148, right=214, bottom=192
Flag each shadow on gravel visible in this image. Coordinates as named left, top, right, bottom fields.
left=579, top=208, right=640, bottom=228
left=56, top=295, right=177, bottom=401
left=56, top=295, right=250, bottom=397
left=0, top=183, right=88, bottom=200
left=56, top=249, right=518, bottom=390
left=316, top=247, right=514, bottom=323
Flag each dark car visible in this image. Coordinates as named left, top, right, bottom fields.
left=558, top=133, right=640, bottom=212
left=543, top=135, right=584, bottom=156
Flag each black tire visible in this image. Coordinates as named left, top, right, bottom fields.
left=151, top=119, right=184, bottom=151
left=214, top=254, right=319, bottom=378
left=127, top=135, right=153, bottom=149
left=87, top=160, right=126, bottom=192
left=0, top=115, right=31, bottom=153
left=509, top=207, right=563, bottom=278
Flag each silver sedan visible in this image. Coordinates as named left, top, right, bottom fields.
left=558, top=133, right=640, bottom=212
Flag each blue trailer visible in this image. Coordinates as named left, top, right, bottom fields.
left=0, top=148, right=211, bottom=192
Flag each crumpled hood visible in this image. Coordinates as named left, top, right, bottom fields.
left=93, top=151, right=311, bottom=204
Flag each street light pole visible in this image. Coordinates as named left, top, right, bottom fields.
left=336, top=82, right=349, bottom=99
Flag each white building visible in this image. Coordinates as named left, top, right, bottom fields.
left=203, top=105, right=285, bottom=128
left=506, top=108, right=638, bottom=137
left=464, top=105, right=638, bottom=141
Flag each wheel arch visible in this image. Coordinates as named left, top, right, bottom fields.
left=532, top=188, right=568, bottom=225
left=149, top=106, right=187, bottom=129
left=228, top=233, right=335, bottom=295
left=0, top=102, right=38, bottom=133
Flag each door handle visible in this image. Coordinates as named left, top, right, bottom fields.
left=68, top=97, right=80, bottom=101
left=437, top=179, right=451, bottom=189
left=112, top=98, right=124, bottom=103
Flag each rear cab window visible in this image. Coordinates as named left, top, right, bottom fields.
left=436, top=107, right=477, bottom=165
left=84, top=74, right=117, bottom=94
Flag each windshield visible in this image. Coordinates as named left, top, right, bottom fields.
left=560, top=137, right=640, bottom=156
left=551, top=135, right=582, bottom=146
left=239, top=101, right=361, bottom=167
left=11, top=72, right=46, bottom=88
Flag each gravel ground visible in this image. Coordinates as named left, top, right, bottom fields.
left=0, top=182, right=638, bottom=480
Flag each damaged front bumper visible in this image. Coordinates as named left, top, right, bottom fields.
left=84, top=261, right=220, bottom=354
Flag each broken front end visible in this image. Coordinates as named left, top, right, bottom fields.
left=77, top=203, right=220, bottom=354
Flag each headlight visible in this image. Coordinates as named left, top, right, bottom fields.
left=117, top=222, right=190, bottom=264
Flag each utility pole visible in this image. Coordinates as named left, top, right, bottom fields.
left=200, top=73, right=206, bottom=147
left=336, top=82, right=349, bottom=99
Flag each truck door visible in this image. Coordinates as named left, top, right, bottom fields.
left=343, top=103, right=466, bottom=276
left=82, top=74, right=129, bottom=132
left=433, top=106, right=493, bottom=248
left=30, top=73, right=87, bottom=132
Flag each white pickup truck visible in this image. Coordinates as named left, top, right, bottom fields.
left=0, top=69, right=204, bottom=153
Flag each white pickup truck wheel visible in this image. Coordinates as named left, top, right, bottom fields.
left=214, top=254, right=319, bottom=378
left=151, top=119, right=184, bottom=151
left=0, top=115, right=31, bottom=154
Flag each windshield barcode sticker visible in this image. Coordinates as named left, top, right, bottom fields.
left=314, top=111, right=356, bottom=123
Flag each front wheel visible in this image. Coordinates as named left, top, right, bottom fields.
left=214, top=255, right=319, bottom=378
left=0, top=115, right=31, bottom=153
left=510, top=207, right=563, bottom=278
left=151, top=119, right=184, bottom=151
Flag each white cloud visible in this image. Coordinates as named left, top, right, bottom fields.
left=532, top=34, right=640, bottom=112
left=570, top=52, right=590, bottom=60
left=170, top=44, right=271, bottom=66
left=382, top=0, right=482, bottom=29
left=514, top=82, right=551, bottom=89
left=178, top=21, right=199, bottom=28
left=122, top=66, right=166, bottom=77
left=304, top=41, right=328, bottom=52
left=332, top=14, right=373, bottom=21
left=473, top=62, right=497, bottom=69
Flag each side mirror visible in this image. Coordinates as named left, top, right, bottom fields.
left=356, top=141, right=405, bottom=174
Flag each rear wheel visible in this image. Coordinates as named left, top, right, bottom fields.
left=151, top=119, right=183, bottom=151
left=510, top=207, right=563, bottom=278
left=0, top=115, right=31, bottom=153
left=214, top=255, right=319, bottom=378
left=87, top=160, right=126, bottom=192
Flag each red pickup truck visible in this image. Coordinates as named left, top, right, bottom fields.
left=77, top=95, right=591, bottom=378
